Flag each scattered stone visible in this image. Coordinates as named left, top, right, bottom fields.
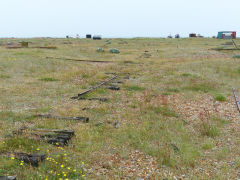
left=97, top=48, right=104, bottom=52
left=109, top=48, right=120, bottom=54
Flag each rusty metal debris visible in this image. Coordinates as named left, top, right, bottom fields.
left=71, top=74, right=118, bottom=99
left=35, top=114, right=89, bottom=123
left=232, top=88, right=240, bottom=113
left=46, top=56, right=113, bottom=63
left=232, top=39, right=239, bottom=50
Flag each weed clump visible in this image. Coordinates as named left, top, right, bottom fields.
left=39, top=77, right=58, bottom=82
left=125, top=85, right=145, bottom=92
left=214, top=94, right=226, bottom=102
left=148, top=105, right=178, bottom=117
left=199, top=110, right=219, bottom=138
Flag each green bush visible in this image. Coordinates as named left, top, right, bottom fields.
left=214, top=94, right=226, bottom=101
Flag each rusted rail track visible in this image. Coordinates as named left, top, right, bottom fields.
left=71, top=74, right=118, bottom=99
left=232, top=39, right=239, bottom=50
left=232, top=88, right=240, bottom=112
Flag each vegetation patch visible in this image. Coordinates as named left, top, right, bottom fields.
left=148, top=105, right=178, bottom=117
left=214, top=93, right=226, bottom=101
left=0, top=74, right=10, bottom=79
left=125, top=85, right=145, bottom=92
left=183, top=81, right=216, bottom=93
left=39, top=77, right=59, bottom=82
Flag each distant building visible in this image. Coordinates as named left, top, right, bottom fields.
left=175, top=34, right=180, bottom=38
left=189, top=33, right=197, bottom=38
left=217, top=31, right=236, bottom=39
left=93, top=35, right=102, bottom=40
left=86, top=34, right=92, bottom=39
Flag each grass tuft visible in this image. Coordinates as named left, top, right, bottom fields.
left=125, top=85, right=145, bottom=92
left=39, top=77, right=58, bottom=82
left=214, top=94, right=226, bottom=101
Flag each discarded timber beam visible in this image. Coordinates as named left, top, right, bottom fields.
left=210, top=48, right=240, bottom=51
left=6, top=46, right=22, bottom=49
left=16, top=128, right=75, bottom=146
left=33, top=46, right=57, bottom=49
left=1, top=152, right=45, bottom=167
left=71, top=75, right=118, bottom=99
left=19, top=127, right=75, bottom=136
left=233, top=88, right=240, bottom=113
left=46, top=56, right=114, bottom=63
left=35, top=114, right=89, bottom=123
left=108, top=85, right=120, bottom=91
left=14, top=153, right=45, bottom=167
left=76, top=97, right=109, bottom=102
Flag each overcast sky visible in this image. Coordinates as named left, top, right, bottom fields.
left=0, top=0, right=239, bottom=38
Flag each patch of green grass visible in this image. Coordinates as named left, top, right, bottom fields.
left=200, top=121, right=219, bottom=138
left=125, top=85, right=145, bottom=92
left=81, top=73, right=89, bottom=79
left=212, top=116, right=229, bottom=127
left=0, top=111, right=33, bottom=122
left=181, top=73, right=192, bottom=77
left=167, top=88, right=180, bottom=93
left=183, top=82, right=216, bottom=93
left=148, top=105, right=178, bottom=117
left=214, top=94, right=226, bottom=101
left=39, top=77, right=58, bottom=82
left=0, top=74, right=10, bottom=79
left=202, top=139, right=214, bottom=150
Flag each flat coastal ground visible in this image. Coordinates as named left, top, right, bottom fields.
left=0, top=38, right=239, bottom=179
